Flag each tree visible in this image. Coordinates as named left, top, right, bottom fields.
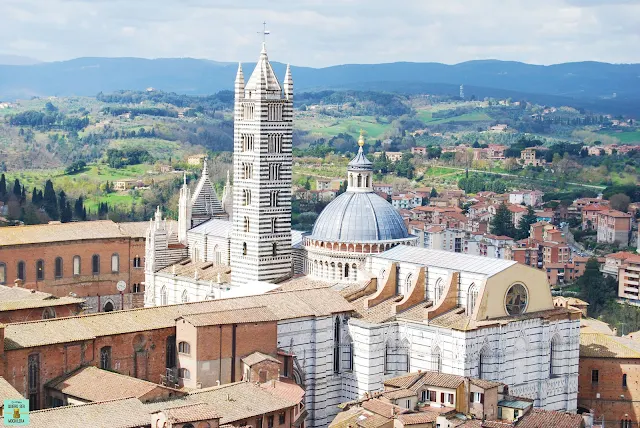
left=12, top=179, right=21, bottom=198
left=74, top=197, right=86, bottom=220
left=58, top=190, right=67, bottom=220
left=515, top=206, right=537, bottom=240
left=430, top=188, right=438, bottom=198
left=0, top=173, right=6, bottom=198
left=610, top=193, right=631, bottom=212
left=43, top=179, right=59, bottom=220
left=490, top=202, right=515, bottom=237
left=61, top=201, right=73, bottom=223
left=578, top=258, right=616, bottom=316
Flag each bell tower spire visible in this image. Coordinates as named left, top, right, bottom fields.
left=231, top=42, right=293, bottom=285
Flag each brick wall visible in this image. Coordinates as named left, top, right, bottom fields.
left=578, top=357, right=640, bottom=425
left=0, top=303, right=82, bottom=324
left=0, top=237, right=146, bottom=311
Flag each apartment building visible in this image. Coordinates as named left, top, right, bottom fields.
left=596, top=210, right=632, bottom=246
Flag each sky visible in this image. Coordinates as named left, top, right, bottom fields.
left=1, top=0, right=639, bottom=67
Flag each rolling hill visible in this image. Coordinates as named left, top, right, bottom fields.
left=0, top=58, right=639, bottom=115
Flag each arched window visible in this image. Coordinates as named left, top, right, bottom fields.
left=36, top=260, right=45, bottom=281
left=333, top=317, right=341, bottom=373
left=434, top=278, right=444, bottom=302
left=244, top=216, right=250, bottom=233
left=623, top=374, right=628, bottom=388
left=92, top=255, right=100, bottom=275
left=178, top=341, right=191, bottom=355
left=73, top=256, right=81, bottom=275
left=345, top=263, right=350, bottom=279
left=0, top=263, right=6, bottom=285
left=103, top=301, right=114, bottom=312
left=111, top=254, right=119, bottom=273
left=17, top=261, right=25, bottom=281
left=42, top=308, right=55, bottom=320
left=352, top=264, right=358, bottom=281
left=179, top=368, right=190, bottom=379
left=431, top=345, right=442, bottom=373
left=343, top=336, right=354, bottom=372
left=272, top=243, right=277, bottom=257
left=55, top=257, right=63, bottom=279
left=550, top=335, right=562, bottom=377
left=160, top=286, right=168, bottom=306
left=404, top=274, right=413, bottom=295
left=271, top=218, right=277, bottom=234
left=28, top=354, right=40, bottom=410
left=181, top=290, right=188, bottom=303
left=100, top=346, right=112, bottom=370
left=467, top=283, right=478, bottom=316
left=242, top=243, right=247, bottom=256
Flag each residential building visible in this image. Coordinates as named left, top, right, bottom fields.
left=553, top=296, right=589, bottom=317
left=617, top=254, right=640, bottom=303
left=579, top=331, right=640, bottom=427
left=411, top=147, right=427, bottom=155
left=391, top=193, right=423, bottom=210
left=508, top=190, right=543, bottom=207
left=489, top=124, right=508, bottom=132
left=582, top=204, right=607, bottom=230
left=316, top=178, right=344, bottom=191
left=384, top=152, right=404, bottom=162
left=113, top=179, right=138, bottom=191
left=187, top=154, right=207, bottom=165
left=0, top=220, right=148, bottom=312
left=373, top=183, right=394, bottom=195
left=519, top=147, right=546, bottom=167
left=602, top=251, right=637, bottom=279
left=596, top=210, right=632, bottom=246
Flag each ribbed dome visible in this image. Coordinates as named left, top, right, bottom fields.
left=310, top=192, right=410, bottom=243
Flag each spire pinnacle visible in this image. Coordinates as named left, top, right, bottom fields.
left=202, top=157, right=208, bottom=175
left=226, top=170, right=230, bottom=185
left=183, top=171, right=187, bottom=186
left=235, top=62, right=244, bottom=83
left=358, top=130, right=366, bottom=148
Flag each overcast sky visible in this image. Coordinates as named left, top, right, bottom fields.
left=1, top=0, right=639, bottom=67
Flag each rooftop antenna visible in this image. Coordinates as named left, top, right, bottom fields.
left=257, top=21, right=271, bottom=43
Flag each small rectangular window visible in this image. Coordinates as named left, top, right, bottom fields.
left=278, top=413, right=285, bottom=425
left=268, top=415, right=274, bottom=428
left=592, top=369, right=599, bottom=383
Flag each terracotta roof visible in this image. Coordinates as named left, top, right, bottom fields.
left=515, top=409, right=584, bottom=428
left=29, top=397, right=150, bottom=428
left=410, top=371, right=464, bottom=390
left=182, top=306, right=279, bottom=327
left=46, top=366, right=177, bottom=402
left=580, top=332, right=640, bottom=358
left=260, top=378, right=305, bottom=403
left=0, top=376, right=22, bottom=403
left=381, top=388, right=416, bottom=399
left=358, top=412, right=392, bottom=428
left=580, top=318, right=616, bottom=335
left=0, top=285, right=84, bottom=312
left=160, top=402, right=220, bottom=423
left=158, top=259, right=231, bottom=283
left=4, top=288, right=353, bottom=350
left=469, top=378, right=503, bottom=389
left=242, top=351, right=281, bottom=367
left=0, top=220, right=147, bottom=247
left=383, top=372, right=425, bottom=389
left=115, top=222, right=150, bottom=238
left=362, top=398, right=408, bottom=418
left=148, top=381, right=302, bottom=424
left=606, top=251, right=637, bottom=260
left=396, top=412, right=439, bottom=425
left=598, top=209, right=632, bottom=218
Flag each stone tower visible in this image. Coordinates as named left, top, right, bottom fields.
left=177, top=172, right=191, bottom=244
left=230, top=43, right=293, bottom=285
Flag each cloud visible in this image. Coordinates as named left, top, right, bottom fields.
left=0, top=0, right=638, bottom=66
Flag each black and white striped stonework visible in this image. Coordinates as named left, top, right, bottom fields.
left=230, top=46, right=294, bottom=285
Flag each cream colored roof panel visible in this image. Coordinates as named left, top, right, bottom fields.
left=375, top=245, right=516, bottom=277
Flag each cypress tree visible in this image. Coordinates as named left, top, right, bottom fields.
left=490, top=202, right=515, bottom=237
left=61, top=201, right=73, bottom=223
left=58, top=190, right=67, bottom=218
left=43, top=180, right=59, bottom=220
left=12, top=179, right=21, bottom=198
left=0, top=173, right=6, bottom=198
left=32, top=187, right=39, bottom=205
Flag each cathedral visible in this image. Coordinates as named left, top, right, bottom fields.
left=144, top=42, right=580, bottom=427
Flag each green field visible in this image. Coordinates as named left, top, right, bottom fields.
left=599, top=130, right=640, bottom=144
left=416, top=109, right=492, bottom=125
left=109, top=138, right=186, bottom=161
left=295, top=113, right=392, bottom=139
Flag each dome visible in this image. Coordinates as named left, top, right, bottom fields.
left=310, top=192, right=410, bottom=243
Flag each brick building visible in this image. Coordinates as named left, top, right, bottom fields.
left=0, top=284, right=84, bottom=323
left=596, top=210, right=632, bottom=246
left=579, top=331, right=640, bottom=427
left=0, top=287, right=349, bottom=417
left=0, top=220, right=148, bottom=312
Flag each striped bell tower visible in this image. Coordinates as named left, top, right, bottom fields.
left=230, top=43, right=293, bottom=285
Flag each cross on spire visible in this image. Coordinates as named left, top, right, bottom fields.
left=257, top=21, right=270, bottom=42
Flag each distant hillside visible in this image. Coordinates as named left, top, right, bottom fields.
left=1, top=58, right=639, bottom=115
left=0, top=55, right=41, bottom=66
